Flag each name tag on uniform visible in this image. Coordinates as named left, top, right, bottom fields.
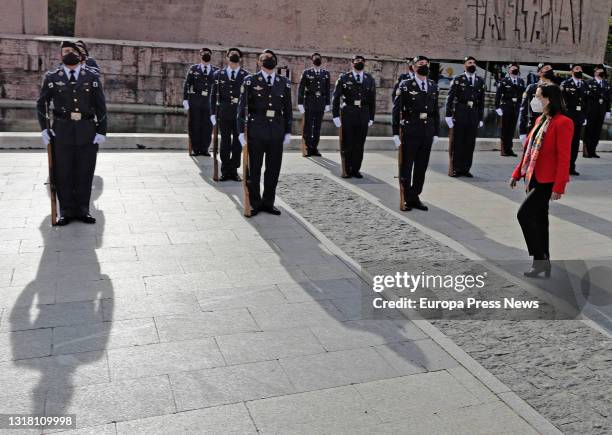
left=231, top=97, right=239, bottom=104
left=576, top=106, right=581, bottom=111
left=512, top=98, right=517, bottom=102
left=70, top=112, right=82, bottom=121
left=354, top=100, right=361, bottom=107
left=201, top=91, right=208, bottom=96
left=266, top=110, right=275, bottom=117
left=467, top=101, right=474, bottom=108
left=419, top=113, right=428, bottom=120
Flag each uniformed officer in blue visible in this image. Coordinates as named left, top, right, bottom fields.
left=445, top=56, right=485, bottom=177
left=518, top=63, right=556, bottom=145
left=210, top=48, right=249, bottom=180
left=37, top=41, right=107, bottom=226
left=332, top=55, right=377, bottom=178
left=297, top=52, right=331, bottom=157
left=584, top=64, right=610, bottom=158
left=494, top=62, right=525, bottom=156
left=183, top=48, right=218, bottom=156
left=392, top=57, right=414, bottom=103
left=392, top=55, right=439, bottom=211
left=238, top=49, right=292, bottom=216
left=561, top=63, right=590, bottom=175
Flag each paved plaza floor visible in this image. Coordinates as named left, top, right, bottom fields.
left=0, top=149, right=610, bottom=434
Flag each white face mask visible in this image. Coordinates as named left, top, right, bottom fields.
left=530, top=97, right=544, bottom=113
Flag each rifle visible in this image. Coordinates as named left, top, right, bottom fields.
left=398, top=113, right=407, bottom=211
left=447, top=124, right=455, bottom=176
left=339, top=115, right=348, bottom=177
left=187, top=107, right=193, bottom=156
left=45, top=102, right=58, bottom=225
left=212, top=84, right=220, bottom=181
left=242, top=81, right=252, bottom=217
left=300, top=114, right=307, bottom=157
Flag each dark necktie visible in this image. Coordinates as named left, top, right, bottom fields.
left=69, top=70, right=76, bottom=84
left=468, top=76, right=473, bottom=86
left=356, top=74, right=361, bottom=83
left=231, top=70, right=235, bottom=80
left=267, top=75, right=272, bottom=87
left=421, top=81, right=426, bottom=92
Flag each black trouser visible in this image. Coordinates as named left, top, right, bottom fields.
left=341, top=107, right=370, bottom=174
left=52, top=119, right=98, bottom=217
left=247, top=122, right=284, bottom=209
left=568, top=114, right=582, bottom=172
left=401, top=130, right=433, bottom=203
left=500, top=103, right=519, bottom=154
left=188, top=106, right=212, bottom=153
left=219, top=117, right=241, bottom=176
left=584, top=109, right=606, bottom=156
left=452, top=117, right=478, bottom=173
left=303, top=109, right=324, bottom=152
left=517, top=178, right=553, bottom=260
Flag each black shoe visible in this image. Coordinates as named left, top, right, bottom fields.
left=342, top=174, right=352, bottom=178
left=570, top=170, right=580, bottom=176
left=464, top=172, right=474, bottom=178
left=352, top=172, right=363, bottom=179
left=79, top=214, right=96, bottom=224
left=523, top=258, right=551, bottom=279
left=412, top=200, right=428, bottom=211
left=54, top=216, right=71, bottom=226
left=261, top=205, right=281, bottom=215
left=219, top=175, right=230, bottom=181
left=450, top=171, right=461, bottom=178
left=311, top=151, right=322, bottom=157
left=202, top=151, right=211, bottom=157
left=593, top=153, right=601, bottom=158
left=303, top=152, right=312, bottom=157
left=583, top=154, right=592, bottom=159
left=231, top=174, right=242, bottom=182
left=501, top=151, right=517, bottom=157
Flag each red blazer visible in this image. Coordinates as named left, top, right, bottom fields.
left=512, top=114, right=573, bottom=194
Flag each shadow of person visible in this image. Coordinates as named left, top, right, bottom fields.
left=9, top=175, right=113, bottom=418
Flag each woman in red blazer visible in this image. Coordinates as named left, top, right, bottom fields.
left=510, top=84, right=572, bottom=278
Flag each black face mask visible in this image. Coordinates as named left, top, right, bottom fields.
left=313, top=58, right=322, bottom=67
left=353, top=61, right=365, bottom=71
left=574, top=71, right=583, bottom=79
left=201, top=53, right=211, bottom=62
left=262, top=57, right=277, bottom=70
left=542, top=69, right=555, bottom=80
left=416, top=65, right=429, bottom=76
left=228, top=54, right=240, bottom=63
left=466, top=65, right=476, bottom=74
left=62, top=52, right=81, bottom=66
left=510, top=68, right=519, bottom=75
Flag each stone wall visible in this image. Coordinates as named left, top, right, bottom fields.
left=0, top=0, right=48, bottom=35
left=74, top=0, right=611, bottom=63
left=0, top=35, right=405, bottom=113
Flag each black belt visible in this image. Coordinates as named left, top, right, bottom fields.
left=53, top=111, right=95, bottom=121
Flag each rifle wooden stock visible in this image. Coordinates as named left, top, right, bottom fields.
left=398, top=122, right=407, bottom=211
left=300, top=115, right=307, bottom=157
left=187, top=108, right=193, bottom=156
left=447, top=126, right=455, bottom=176
left=45, top=103, right=58, bottom=226
left=339, top=116, right=347, bottom=177
left=212, top=108, right=220, bottom=181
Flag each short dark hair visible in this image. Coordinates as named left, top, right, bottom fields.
left=538, top=83, right=565, bottom=117
left=352, top=55, right=365, bottom=62
left=226, top=47, right=242, bottom=57
left=311, top=52, right=321, bottom=59
left=200, top=47, right=212, bottom=54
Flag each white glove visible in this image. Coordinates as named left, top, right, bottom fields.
left=333, top=117, right=342, bottom=128
left=283, top=133, right=291, bottom=145
left=519, top=134, right=527, bottom=143
left=239, top=133, right=246, bottom=147
left=495, top=108, right=503, bottom=116
left=368, top=120, right=374, bottom=127
left=41, top=129, right=54, bottom=146
left=606, top=112, right=611, bottom=120
left=583, top=120, right=587, bottom=126
left=479, top=121, right=484, bottom=128
left=182, top=100, right=189, bottom=111
left=445, top=117, right=454, bottom=129
left=324, top=105, right=331, bottom=112
left=393, top=135, right=401, bottom=148
left=94, top=134, right=106, bottom=145
left=433, top=136, right=439, bottom=143
left=210, top=115, right=217, bottom=126
left=298, top=104, right=305, bottom=114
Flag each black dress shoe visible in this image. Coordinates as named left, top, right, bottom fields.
left=303, top=152, right=311, bottom=157
left=593, top=153, right=601, bottom=158
left=352, top=172, right=363, bottom=179
left=412, top=200, right=428, bottom=211
left=79, top=214, right=96, bottom=224
left=54, top=216, right=71, bottom=226
left=219, top=175, right=230, bottom=181
left=311, top=151, right=322, bottom=157
left=231, top=174, right=242, bottom=182
left=261, top=205, right=281, bottom=215
left=583, top=154, right=592, bottom=159
left=502, top=151, right=518, bottom=157
left=570, top=170, right=580, bottom=176
left=202, top=151, right=211, bottom=157
left=464, top=172, right=474, bottom=178
left=523, top=258, right=551, bottom=279
left=449, top=171, right=461, bottom=178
